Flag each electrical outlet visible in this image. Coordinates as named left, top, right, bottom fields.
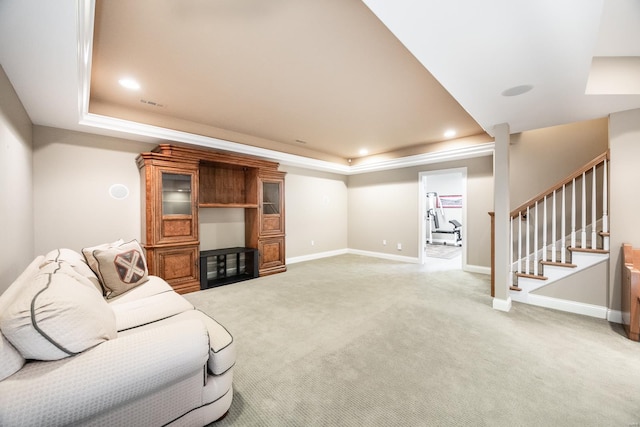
left=397, top=243, right=402, bottom=250
left=383, top=240, right=387, bottom=245
left=311, top=240, right=315, bottom=246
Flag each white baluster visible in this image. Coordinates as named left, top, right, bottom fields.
left=561, top=184, right=566, bottom=263
left=510, top=216, right=514, bottom=276
left=543, top=196, right=548, bottom=262
left=526, top=206, right=530, bottom=274
left=552, top=190, right=557, bottom=262
left=571, top=178, right=576, bottom=249
left=534, top=201, right=539, bottom=275
left=603, top=159, right=609, bottom=250
left=518, top=213, right=522, bottom=273
left=581, top=172, right=587, bottom=248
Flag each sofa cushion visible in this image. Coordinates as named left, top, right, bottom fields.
left=0, top=261, right=117, bottom=361
left=107, top=275, right=174, bottom=304
left=88, top=240, right=149, bottom=299
left=0, top=332, right=24, bottom=381
left=42, top=248, right=102, bottom=294
left=110, top=291, right=194, bottom=331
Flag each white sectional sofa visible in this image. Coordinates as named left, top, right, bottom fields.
left=0, top=243, right=235, bottom=426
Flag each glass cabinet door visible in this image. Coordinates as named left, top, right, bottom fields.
left=262, top=182, right=280, bottom=215
left=162, top=173, right=192, bottom=215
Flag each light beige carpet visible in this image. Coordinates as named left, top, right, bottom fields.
left=185, top=254, right=640, bottom=426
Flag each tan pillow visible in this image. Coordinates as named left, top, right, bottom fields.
left=92, top=240, right=149, bottom=299
left=82, top=239, right=124, bottom=295
left=0, top=262, right=117, bottom=361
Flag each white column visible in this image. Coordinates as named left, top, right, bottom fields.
left=561, top=185, right=566, bottom=263
left=591, top=165, right=597, bottom=249
left=493, top=123, right=512, bottom=312
left=581, top=172, right=587, bottom=248
left=533, top=201, right=539, bottom=275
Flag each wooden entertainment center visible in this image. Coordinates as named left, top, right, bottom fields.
left=137, top=144, right=286, bottom=294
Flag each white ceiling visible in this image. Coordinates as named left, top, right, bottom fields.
left=1, top=0, right=639, bottom=174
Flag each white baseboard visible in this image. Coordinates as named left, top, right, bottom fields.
left=493, top=297, right=512, bottom=312
left=464, top=265, right=491, bottom=275
left=347, top=249, right=420, bottom=264
left=526, top=294, right=608, bottom=319
left=607, top=309, right=623, bottom=324
left=287, top=249, right=348, bottom=264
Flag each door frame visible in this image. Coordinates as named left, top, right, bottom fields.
left=418, top=167, right=467, bottom=267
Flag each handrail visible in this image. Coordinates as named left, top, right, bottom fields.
left=510, top=151, right=609, bottom=218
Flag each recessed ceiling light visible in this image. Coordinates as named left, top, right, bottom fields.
left=444, top=129, right=456, bottom=138
left=118, top=78, right=140, bottom=90
left=359, top=148, right=369, bottom=156
left=501, top=84, right=533, bottom=97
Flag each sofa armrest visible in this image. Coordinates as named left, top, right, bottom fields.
left=178, top=310, right=236, bottom=375
left=0, top=318, right=209, bottom=427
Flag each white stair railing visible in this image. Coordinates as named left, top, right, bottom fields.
left=509, top=152, right=609, bottom=283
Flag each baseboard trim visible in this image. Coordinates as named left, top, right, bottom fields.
left=464, top=265, right=491, bottom=275
left=492, top=297, right=512, bottom=312
left=607, top=309, right=623, bottom=324
left=287, top=249, right=349, bottom=264
left=526, top=294, right=608, bottom=319
left=347, top=249, right=420, bottom=264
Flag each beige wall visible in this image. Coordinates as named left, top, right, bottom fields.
left=32, top=126, right=152, bottom=254
left=0, top=65, right=34, bottom=294
left=347, top=155, right=494, bottom=268
left=609, top=108, right=640, bottom=312
left=510, top=118, right=608, bottom=209
left=533, top=261, right=608, bottom=306
left=29, top=128, right=349, bottom=262
left=281, top=165, right=348, bottom=259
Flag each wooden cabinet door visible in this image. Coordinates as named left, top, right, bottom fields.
left=157, top=168, right=198, bottom=244
left=259, top=175, right=284, bottom=236
left=258, top=236, right=286, bottom=275
left=148, top=245, right=200, bottom=294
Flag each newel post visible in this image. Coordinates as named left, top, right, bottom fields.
left=492, top=123, right=512, bottom=312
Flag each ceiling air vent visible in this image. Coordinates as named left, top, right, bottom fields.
left=140, top=99, right=166, bottom=108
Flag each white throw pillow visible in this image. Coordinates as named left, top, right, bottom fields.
left=42, top=248, right=102, bottom=294
left=91, top=240, right=149, bottom=299
left=0, top=262, right=117, bottom=361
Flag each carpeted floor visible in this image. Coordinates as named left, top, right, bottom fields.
left=185, top=254, right=640, bottom=426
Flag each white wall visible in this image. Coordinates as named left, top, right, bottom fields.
left=281, top=165, right=348, bottom=260
left=0, top=65, right=34, bottom=294
left=32, top=126, right=152, bottom=254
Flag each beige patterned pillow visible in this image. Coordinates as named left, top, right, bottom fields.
left=92, top=240, right=149, bottom=299
left=82, top=239, right=124, bottom=295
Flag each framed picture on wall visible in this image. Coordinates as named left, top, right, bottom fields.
left=438, top=194, right=462, bottom=208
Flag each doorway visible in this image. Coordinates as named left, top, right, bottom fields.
left=418, top=168, right=467, bottom=269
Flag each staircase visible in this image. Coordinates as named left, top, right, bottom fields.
left=507, top=152, right=609, bottom=311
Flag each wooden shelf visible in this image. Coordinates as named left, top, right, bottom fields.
left=199, top=203, right=258, bottom=209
